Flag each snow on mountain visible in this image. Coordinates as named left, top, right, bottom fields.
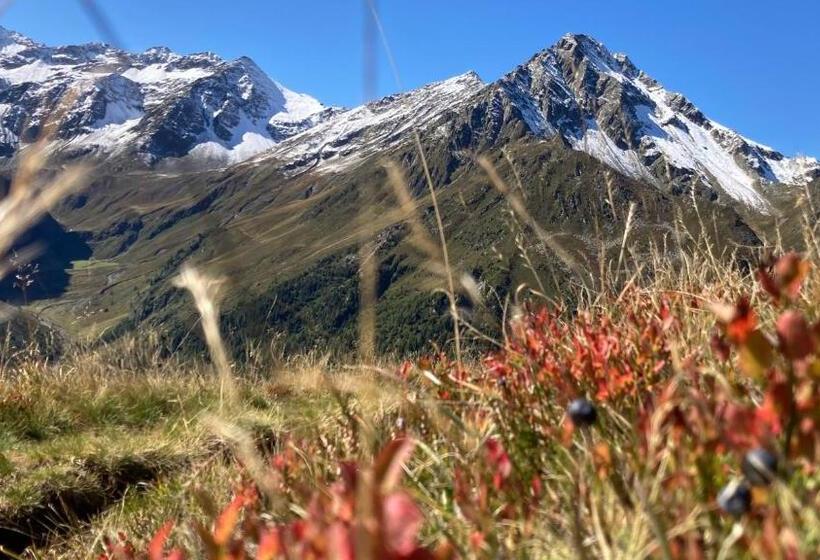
left=254, top=72, right=485, bottom=174
left=0, top=27, right=814, bottom=208
left=0, top=27, right=328, bottom=164
left=493, top=34, right=819, bottom=208
left=249, top=33, right=816, bottom=209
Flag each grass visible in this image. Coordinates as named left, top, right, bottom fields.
left=0, top=82, right=818, bottom=559
left=0, top=340, right=413, bottom=557
left=0, top=236, right=817, bottom=558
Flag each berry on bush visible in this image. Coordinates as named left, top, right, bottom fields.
left=741, top=448, right=778, bottom=486
left=568, top=398, right=597, bottom=427
left=717, top=480, right=752, bottom=517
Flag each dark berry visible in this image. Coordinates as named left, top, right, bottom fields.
left=741, top=448, right=778, bottom=486
left=567, top=398, right=597, bottom=427
left=717, top=480, right=752, bottom=517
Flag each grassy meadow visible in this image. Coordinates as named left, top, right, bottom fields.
left=1, top=228, right=819, bottom=558
left=0, top=135, right=819, bottom=559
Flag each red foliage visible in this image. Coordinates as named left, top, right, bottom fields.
left=103, top=253, right=818, bottom=559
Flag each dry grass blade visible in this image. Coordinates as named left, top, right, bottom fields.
left=173, top=266, right=234, bottom=412
left=477, top=155, right=589, bottom=284
left=384, top=162, right=441, bottom=260
left=0, top=85, right=88, bottom=289
left=411, top=134, right=462, bottom=366
left=364, top=0, right=462, bottom=365
left=385, top=157, right=463, bottom=365
left=77, top=0, right=124, bottom=48
left=0, top=145, right=86, bottom=325
left=0, top=164, right=86, bottom=262
left=614, top=202, right=636, bottom=281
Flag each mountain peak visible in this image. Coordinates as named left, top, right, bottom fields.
left=551, top=33, right=637, bottom=77
left=491, top=33, right=819, bottom=208
left=556, top=32, right=604, bottom=49
left=0, top=25, right=39, bottom=53
left=0, top=25, right=30, bottom=41
left=459, top=70, right=483, bottom=82
left=0, top=28, right=327, bottom=166
left=554, top=33, right=613, bottom=60
left=432, top=70, right=484, bottom=91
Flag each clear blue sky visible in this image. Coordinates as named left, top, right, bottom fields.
left=3, top=0, right=818, bottom=156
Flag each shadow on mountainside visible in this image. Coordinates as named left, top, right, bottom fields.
left=0, top=181, right=92, bottom=303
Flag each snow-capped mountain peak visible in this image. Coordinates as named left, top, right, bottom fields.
left=0, top=26, right=39, bottom=56
left=492, top=33, right=819, bottom=208
left=253, top=71, right=485, bottom=174
left=0, top=27, right=328, bottom=165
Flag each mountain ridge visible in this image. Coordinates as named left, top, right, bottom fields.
left=0, top=27, right=816, bottom=209
left=0, top=25, right=330, bottom=165
left=245, top=31, right=816, bottom=210
left=0, top=28, right=817, bottom=353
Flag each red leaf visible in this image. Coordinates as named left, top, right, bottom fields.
left=149, top=521, right=174, bottom=560
left=383, top=492, right=424, bottom=556
left=739, top=330, right=774, bottom=380
left=328, top=523, right=354, bottom=560
left=256, top=529, right=282, bottom=560
left=774, top=253, right=809, bottom=299
left=213, top=492, right=250, bottom=547
left=726, top=297, right=756, bottom=344
left=397, top=361, right=413, bottom=381
left=469, top=531, right=486, bottom=552
left=757, top=267, right=782, bottom=302
left=485, top=438, right=513, bottom=489
left=776, top=310, right=815, bottom=360
left=374, top=438, right=416, bottom=493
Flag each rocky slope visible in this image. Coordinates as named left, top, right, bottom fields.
left=487, top=34, right=818, bottom=209
left=253, top=33, right=818, bottom=211
left=0, top=29, right=816, bottom=353
left=0, top=26, right=329, bottom=165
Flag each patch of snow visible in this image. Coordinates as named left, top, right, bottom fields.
left=0, top=43, right=26, bottom=56
left=0, top=60, right=69, bottom=84
left=570, top=119, right=653, bottom=182
left=65, top=117, right=142, bottom=152
left=272, top=84, right=325, bottom=123
left=99, top=98, right=143, bottom=127
left=120, top=65, right=211, bottom=84
left=189, top=132, right=277, bottom=165
left=626, top=81, right=764, bottom=206
left=189, top=109, right=278, bottom=164
left=257, top=72, right=484, bottom=174
left=765, top=154, right=819, bottom=185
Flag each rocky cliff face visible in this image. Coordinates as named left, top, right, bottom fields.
left=0, top=28, right=815, bottom=208
left=0, top=27, right=328, bottom=165
left=474, top=34, right=818, bottom=208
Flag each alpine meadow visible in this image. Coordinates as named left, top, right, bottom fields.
left=0, top=2, right=818, bottom=558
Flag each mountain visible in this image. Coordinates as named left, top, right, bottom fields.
left=0, top=30, right=816, bottom=354
left=253, top=33, right=818, bottom=210
left=1, top=28, right=816, bottom=202
left=0, top=26, right=331, bottom=166
left=489, top=34, right=818, bottom=209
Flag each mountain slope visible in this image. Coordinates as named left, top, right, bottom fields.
left=249, top=34, right=817, bottom=211
left=251, top=71, right=485, bottom=174
left=0, top=27, right=329, bottom=165
left=0, top=30, right=816, bottom=354
left=491, top=34, right=818, bottom=209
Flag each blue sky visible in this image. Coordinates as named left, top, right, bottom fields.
left=3, top=1, right=818, bottom=156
